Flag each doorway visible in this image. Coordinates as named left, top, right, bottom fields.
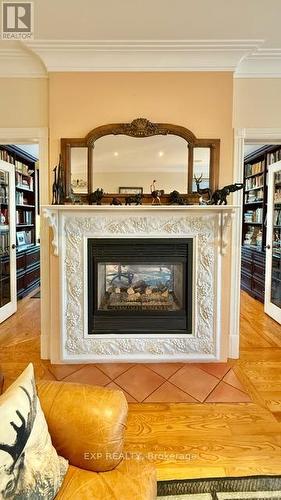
left=240, top=141, right=281, bottom=325
left=0, top=128, right=49, bottom=359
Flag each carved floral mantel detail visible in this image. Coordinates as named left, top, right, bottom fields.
left=43, top=206, right=237, bottom=362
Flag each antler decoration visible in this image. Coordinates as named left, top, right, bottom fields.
left=0, top=379, right=37, bottom=470
left=194, top=174, right=203, bottom=184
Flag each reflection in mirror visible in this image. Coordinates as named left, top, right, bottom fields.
left=192, top=147, right=211, bottom=192
left=71, top=147, right=88, bottom=194
left=91, top=135, right=188, bottom=194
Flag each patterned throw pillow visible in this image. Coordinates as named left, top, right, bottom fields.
left=0, top=364, right=68, bottom=499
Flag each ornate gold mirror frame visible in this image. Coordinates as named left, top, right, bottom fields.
left=61, top=118, right=220, bottom=203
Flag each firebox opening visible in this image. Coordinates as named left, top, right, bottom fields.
left=88, top=238, right=193, bottom=335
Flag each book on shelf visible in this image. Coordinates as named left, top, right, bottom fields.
left=0, top=231, right=9, bottom=255
left=245, top=160, right=265, bottom=177
left=15, top=191, right=24, bottom=204
left=244, top=226, right=263, bottom=248
left=25, top=230, right=32, bottom=244
left=245, top=188, right=263, bottom=203
left=15, top=171, right=33, bottom=191
left=244, top=208, right=263, bottom=223
left=274, top=208, right=281, bottom=226
left=267, top=149, right=281, bottom=166
left=245, top=174, right=264, bottom=191
left=0, top=149, right=15, bottom=165
left=274, top=187, right=281, bottom=203
left=16, top=209, right=33, bottom=225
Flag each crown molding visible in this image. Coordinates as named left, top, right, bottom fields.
left=1, top=39, right=281, bottom=77
left=235, top=48, right=281, bottom=78
left=0, top=45, right=47, bottom=78
left=25, top=39, right=263, bottom=72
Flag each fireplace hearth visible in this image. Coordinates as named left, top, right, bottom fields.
left=88, top=238, right=193, bottom=335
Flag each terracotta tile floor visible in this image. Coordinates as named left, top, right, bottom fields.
left=2, top=340, right=252, bottom=404
left=0, top=295, right=251, bottom=404
left=60, top=362, right=251, bottom=403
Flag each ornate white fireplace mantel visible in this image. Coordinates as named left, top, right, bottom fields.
left=43, top=205, right=238, bottom=363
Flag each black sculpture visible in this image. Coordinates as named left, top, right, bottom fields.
left=52, top=155, right=65, bottom=205
left=125, top=193, right=143, bottom=205
left=89, top=188, right=104, bottom=205
left=209, top=183, right=243, bottom=205
left=110, top=197, right=122, bottom=205
left=169, top=190, right=186, bottom=205
left=194, top=174, right=212, bottom=200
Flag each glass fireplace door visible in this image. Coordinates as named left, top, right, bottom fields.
left=97, top=262, right=184, bottom=312
left=0, top=160, right=16, bottom=323
left=265, top=160, right=281, bottom=323
left=88, top=238, right=193, bottom=335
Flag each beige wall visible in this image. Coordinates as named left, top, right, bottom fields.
left=49, top=72, right=234, bottom=186
left=47, top=72, right=234, bottom=362
left=0, top=78, right=48, bottom=128
left=234, top=78, right=281, bottom=128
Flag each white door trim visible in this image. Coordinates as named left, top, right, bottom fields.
left=231, top=128, right=281, bottom=358
left=0, top=128, right=49, bottom=357
left=0, top=160, right=16, bottom=323
left=265, top=160, right=281, bottom=323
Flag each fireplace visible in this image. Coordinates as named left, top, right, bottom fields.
left=88, top=238, right=193, bottom=335
left=43, top=205, right=237, bottom=362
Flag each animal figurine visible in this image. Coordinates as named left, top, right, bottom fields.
left=209, top=183, right=243, bottom=205
left=169, top=190, right=186, bottom=205
left=110, top=197, right=122, bottom=206
left=52, top=155, right=65, bottom=205
left=52, top=166, right=58, bottom=204
left=64, top=188, right=81, bottom=205
left=150, top=180, right=164, bottom=205
left=125, top=193, right=143, bottom=205
left=194, top=174, right=212, bottom=201
left=89, top=188, right=104, bottom=205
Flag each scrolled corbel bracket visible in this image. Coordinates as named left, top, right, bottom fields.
left=43, top=208, right=59, bottom=256
left=220, top=209, right=236, bottom=256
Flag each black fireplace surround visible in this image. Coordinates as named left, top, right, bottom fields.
left=88, top=238, right=193, bottom=335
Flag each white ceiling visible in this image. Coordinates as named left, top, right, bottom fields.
left=32, top=0, right=280, bottom=45
left=0, top=1, right=281, bottom=76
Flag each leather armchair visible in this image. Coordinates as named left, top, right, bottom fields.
left=37, top=380, right=157, bottom=500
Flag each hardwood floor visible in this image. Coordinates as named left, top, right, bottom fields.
left=1, top=290, right=281, bottom=479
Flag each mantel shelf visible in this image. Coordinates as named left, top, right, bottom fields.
left=43, top=204, right=238, bottom=258
left=43, top=204, right=238, bottom=212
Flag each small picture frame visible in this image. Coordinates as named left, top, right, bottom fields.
left=119, top=187, right=143, bottom=195
left=16, top=231, right=26, bottom=246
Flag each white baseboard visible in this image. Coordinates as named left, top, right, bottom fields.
left=40, top=334, right=50, bottom=359
left=228, top=334, right=240, bottom=359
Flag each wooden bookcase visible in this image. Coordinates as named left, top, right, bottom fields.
left=0, top=145, right=40, bottom=299
left=241, top=145, right=281, bottom=302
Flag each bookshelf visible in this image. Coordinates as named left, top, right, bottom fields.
left=241, top=145, right=281, bottom=302
left=0, top=145, right=40, bottom=299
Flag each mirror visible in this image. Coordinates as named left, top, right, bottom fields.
left=61, top=118, right=220, bottom=202
left=91, top=135, right=188, bottom=194
left=71, top=147, right=88, bottom=194
left=192, top=147, right=211, bottom=192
